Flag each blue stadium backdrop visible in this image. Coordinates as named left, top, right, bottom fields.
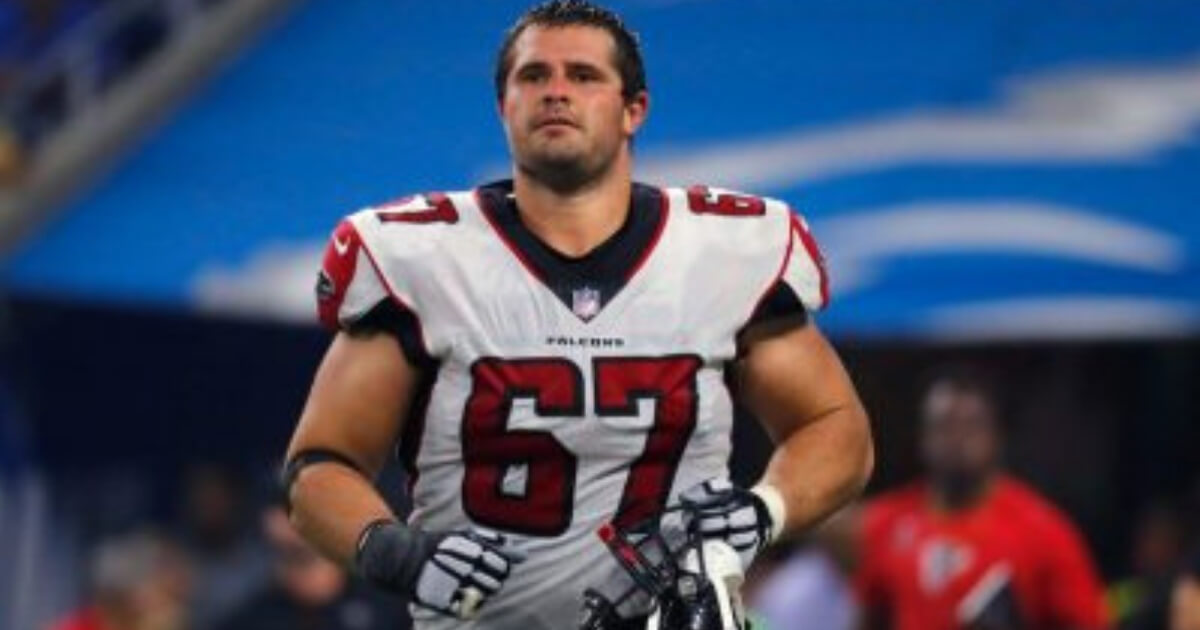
left=3, top=0, right=1198, bottom=340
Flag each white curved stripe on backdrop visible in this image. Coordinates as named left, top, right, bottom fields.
left=922, top=297, right=1200, bottom=341
left=193, top=241, right=324, bottom=323
left=816, top=201, right=1186, bottom=294
left=635, top=57, right=1200, bottom=189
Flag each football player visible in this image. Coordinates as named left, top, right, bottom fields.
left=282, top=2, right=874, bottom=628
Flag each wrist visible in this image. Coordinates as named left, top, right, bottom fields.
left=750, top=483, right=788, bottom=543
left=354, top=518, right=440, bottom=594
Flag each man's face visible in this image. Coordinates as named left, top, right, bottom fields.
left=920, top=383, right=1001, bottom=501
left=499, top=25, right=647, bottom=192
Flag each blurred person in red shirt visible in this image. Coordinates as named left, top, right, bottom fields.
left=855, top=368, right=1109, bottom=630
left=50, top=530, right=192, bottom=630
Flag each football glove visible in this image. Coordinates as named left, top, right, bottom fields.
left=679, top=478, right=779, bottom=571
left=355, top=520, right=525, bottom=619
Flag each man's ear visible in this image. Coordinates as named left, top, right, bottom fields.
left=623, top=91, right=649, bottom=136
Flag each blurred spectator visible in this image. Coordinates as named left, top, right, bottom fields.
left=1118, top=482, right=1200, bottom=630
left=0, top=120, right=26, bottom=184
left=216, top=503, right=405, bottom=630
left=0, top=0, right=172, bottom=181
left=746, top=504, right=862, bottom=630
left=0, top=0, right=100, bottom=144
left=176, top=464, right=270, bottom=630
left=0, top=0, right=98, bottom=92
left=855, top=367, right=1109, bottom=630
left=1112, top=502, right=1188, bottom=629
left=1171, top=551, right=1200, bottom=630
left=98, top=2, right=169, bottom=87
left=48, top=530, right=191, bottom=630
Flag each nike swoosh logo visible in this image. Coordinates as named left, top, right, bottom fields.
left=333, top=235, right=350, bottom=256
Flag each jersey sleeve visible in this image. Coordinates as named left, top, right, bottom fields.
left=316, top=218, right=385, bottom=330
left=315, top=217, right=432, bottom=367
left=744, top=204, right=831, bottom=329
left=783, top=212, right=831, bottom=311
left=1037, top=510, right=1110, bottom=629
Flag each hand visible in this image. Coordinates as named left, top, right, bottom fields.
left=413, top=528, right=526, bottom=618
left=679, top=478, right=776, bottom=570
left=355, top=521, right=525, bottom=619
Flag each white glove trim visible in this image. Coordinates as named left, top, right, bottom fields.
left=750, top=484, right=787, bottom=543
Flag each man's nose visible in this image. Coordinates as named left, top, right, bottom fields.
left=542, top=72, right=571, bottom=102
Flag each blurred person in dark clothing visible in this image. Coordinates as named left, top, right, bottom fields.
left=1120, top=483, right=1200, bottom=630
left=0, top=121, right=26, bottom=184
left=1112, top=503, right=1188, bottom=629
left=176, top=464, right=270, bottom=630
left=855, top=368, right=1109, bottom=630
left=217, top=503, right=405, bottom=630
left=0, top=0, right=99, bottom=141
left=0, top=0, right=98, bottom=85
left=98, top=1, right=169, bottom=87
left=49, top=530, right=192, bottom=630
left=1, top=0, right=98, bottom=179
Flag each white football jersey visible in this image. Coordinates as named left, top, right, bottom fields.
left=316, top=180, right=828, bottom=630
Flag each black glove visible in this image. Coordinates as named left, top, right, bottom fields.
left=355, top=520, right=525, bottom=619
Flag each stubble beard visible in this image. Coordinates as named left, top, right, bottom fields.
left=516, top=135, right=619, bottom=195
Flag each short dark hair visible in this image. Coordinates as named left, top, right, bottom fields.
left=922, top=364, right=1004, bottom=421
left=494, top=0, right=647, bottom=104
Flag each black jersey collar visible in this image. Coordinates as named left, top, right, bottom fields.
left=475, top=179, right=667, bottom=323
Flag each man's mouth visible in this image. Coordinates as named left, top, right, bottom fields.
left=535, top=116, right=578, bottom=130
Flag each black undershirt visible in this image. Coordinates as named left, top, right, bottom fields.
left=475, top=179, right=666, bottom=322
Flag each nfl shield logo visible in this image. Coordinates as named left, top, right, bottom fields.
left=315, top=270, right=336, bottom=302
left=572, top=286, right=602, bottom=321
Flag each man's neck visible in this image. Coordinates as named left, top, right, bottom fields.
left=511, top=160, right=633, bottom=258
left=929, top=472, right=998, bottom=514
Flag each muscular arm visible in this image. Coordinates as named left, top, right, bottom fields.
left=735, top=318, right=874, bottom=536
left=284, top=330, right=423, bottom=566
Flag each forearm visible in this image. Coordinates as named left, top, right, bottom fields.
left=758, top=403, right=873, bottom=536
left=288, top=461, right=397, bottom=567
left=285, top=332, right=421, bottom=567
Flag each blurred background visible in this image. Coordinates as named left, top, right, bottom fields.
left=0, top=0, right=1197, bottom=629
